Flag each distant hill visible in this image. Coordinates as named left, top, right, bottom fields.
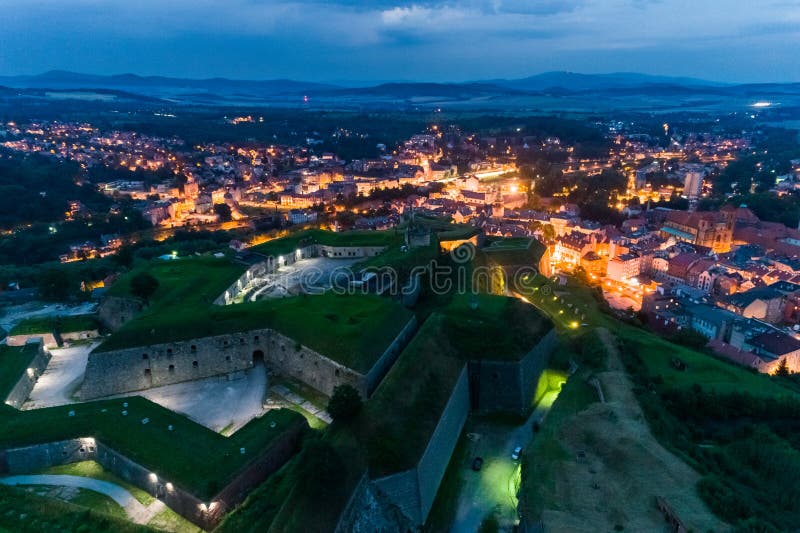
left=481, top=71, right=728, bottom=92
left=0, top=70, right=339, bottom=97
left=1, top=70, right=799, bottom=109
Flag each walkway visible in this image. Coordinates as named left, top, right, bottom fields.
left=0, top=474, right=165, bottom=524
left=450, top=390, right=560, bottom=532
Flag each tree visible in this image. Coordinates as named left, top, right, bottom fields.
left=130, top=272, right=159, bottom=302
left=38, top=268, right=72, bottom=301
left=326, top=384, right=362, bottom=422
left=775, top=357, right=790, bottom=377
left=213, top=203, right=232, bottom=222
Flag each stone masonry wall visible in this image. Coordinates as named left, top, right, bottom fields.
left=414, top=365, right=470, bottom=522
left=83, top=314, right=418, bottom=400
left=372, top=366, right=470, bottom=526
left=98, top=295, right=144, bottom=331
left=81, top=329, right=273, bottom=399
left=4, top=342, right=50, bottom=409
left=364, top=316, right=418, bottom=395
left=469, top=329, right=556, bottom=414
left=216, top=243, right=387, bottom=305
left=0, top=420, right=305, bottom=530
left=5, top=333, right=57, bottom=348
left=264, top=330, right=368, bottom=397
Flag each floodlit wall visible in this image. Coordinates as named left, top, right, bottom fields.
left=4, top=342, right=50, bottom=409
left=0, top=420, right=305, bottom=530
left=469, top=329, right=556, bottom=413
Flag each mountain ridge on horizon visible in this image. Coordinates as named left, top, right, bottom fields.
left=0, top=69, right=759, bottom=89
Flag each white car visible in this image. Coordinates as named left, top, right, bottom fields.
left=511, top=446, right=523, bottom=461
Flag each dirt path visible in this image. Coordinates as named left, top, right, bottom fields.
left=539, top=328, right=727, bottom=532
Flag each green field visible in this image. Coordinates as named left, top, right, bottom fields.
left=107, top=255, right=246, bottom=304
left=41, top=460, right=154, bottom=505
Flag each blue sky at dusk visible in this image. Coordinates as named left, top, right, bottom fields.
left=1, top=0, right=798, bottom=82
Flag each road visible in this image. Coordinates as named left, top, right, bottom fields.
left=450, top=390, right=560, bottom=532
left=0, top=474, right=165, bottom=524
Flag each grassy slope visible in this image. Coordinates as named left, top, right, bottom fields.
left=10, top=314, right=99, bottom=336
left=249, top=229, right=401, bottom=257
left=41, top=460, right=154, bottom=505
left=443, top=293, right=553, bottom=362
left=0, top=393, right=303, bottom=500
left=356, top=314, right=465, bottom=477
left=99, top=255, right=412, bottom=373
left=0, top=344, right=38, bottom=399
left=0, top=483, right=152, bottom=533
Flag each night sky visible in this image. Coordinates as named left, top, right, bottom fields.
left=1, top=0, right=798, bottom=83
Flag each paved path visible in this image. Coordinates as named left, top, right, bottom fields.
left=0, top=474, right=164, bottom=524
left=271, top=384, right=332, bottom=424
left=24, top=341, right=101, bottom=409
left=450, top=390, right=560, bottom=532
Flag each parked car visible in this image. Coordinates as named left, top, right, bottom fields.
left=471, top=457, right=484, bottom=471
left=511, top=446, right=523, bottom=461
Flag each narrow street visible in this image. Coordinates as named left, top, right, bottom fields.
left=449, top=390, right=560, bottom=532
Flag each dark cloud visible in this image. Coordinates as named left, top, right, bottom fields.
left=0, top=0, right=795, bottom=82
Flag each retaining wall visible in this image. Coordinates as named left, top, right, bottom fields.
left=372, top=365, right=470, bottom=525
left=4, top=342, right=50, bottom=409
left=98, top=296, right=144, bottom=331
left=0, top=417, right=305, bottom=530
left=469, top=328, right=556, bottom=413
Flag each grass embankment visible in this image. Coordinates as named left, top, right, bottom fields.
left=356, top=314, right=466, bottom=477
left=619, top=325, right=800, bottom=531
left=0, top=344, right=38, bottom=399
left=9, top=314, right=100, bottom=336
left=0, top=483, right=152, bottom=533
left=100, top=255, right=412, bottom=373
left=249, top=228, right=400, bottom=257
left=0, top=348, right=304, bottom=500
left=443, top=293, right=553, bottom=362
left=41, top=460, right=154, bottom=505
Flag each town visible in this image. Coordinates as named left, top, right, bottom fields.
left=3, top=111, right=799, bottom=378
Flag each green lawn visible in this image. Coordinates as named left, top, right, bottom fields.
left=99, top=292, right=412, bottom=374
left=0, top=397, right=304, bottom=500
left=0, top=344, right=39, bottom=399
left=68, top=487, right=128, bottom=519
left=0, top=484, right=152, bottom=533
left=107, top=255, right=245, bottom=303
left=9, top=314, right=99, bottom=336
left=443, top=293, right=553, bottom=362
left=41, top=460, right=154, bottom=505
left=615, top=323, right=791, bottom=398
left=250, top=229, right=400, bottom=257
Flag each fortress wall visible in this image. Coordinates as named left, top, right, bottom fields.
left=469, top=329, right=556, bottom=414
left=4, top=342, right=50, bottom=409
left=81, top=329, right=273, bottom=399
left=365, top=316, right=418, bottom=395
left=371, top=366, right=470, bottom=526
left=82, top=327, right=374, bottom=400
left=263, top=330, right=368, bottom=397
left=98, top=295, right=144, bottom=331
